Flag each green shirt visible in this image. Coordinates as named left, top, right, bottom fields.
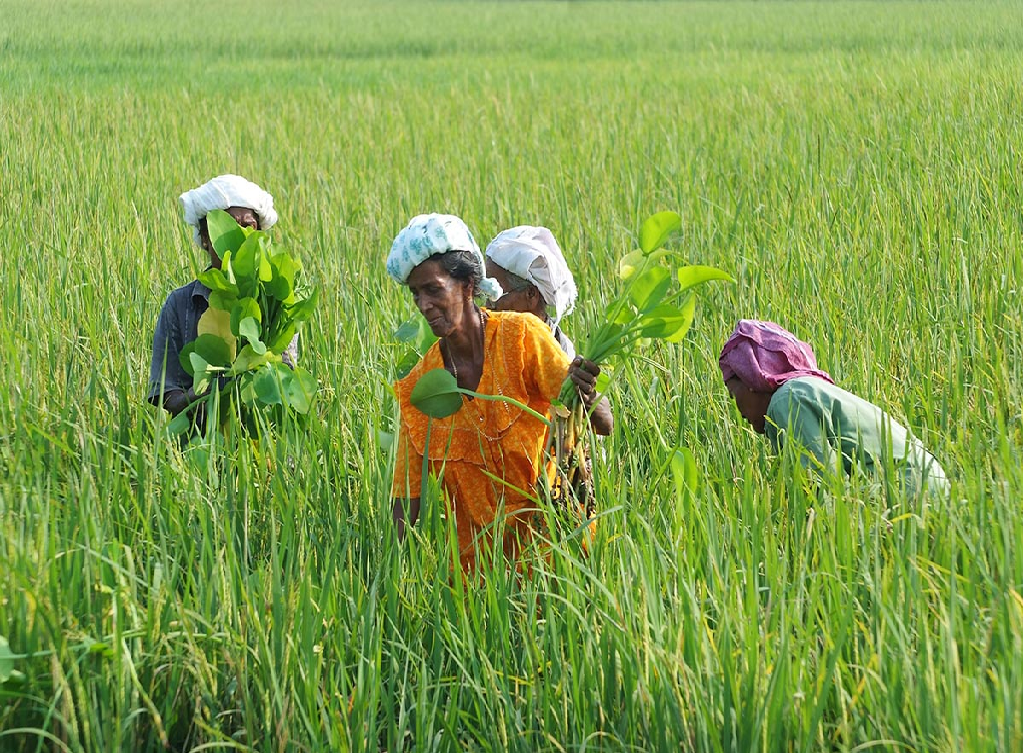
left=765, top=377, right=949, bottom=496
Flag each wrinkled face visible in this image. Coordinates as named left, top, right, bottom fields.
left=200, top=206, right=261, bottom=269
left=485, top=260, right=543, bottom=318
left=407, top=257, right=472, bottom=338
left=725, top=376, right=773, bottom=434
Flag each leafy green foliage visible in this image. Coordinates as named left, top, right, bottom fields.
left=557, top=211, right=734, bottom=407
left=171, top=210, right=318, bottom=437
left=548, top=211, right=732, bottom=521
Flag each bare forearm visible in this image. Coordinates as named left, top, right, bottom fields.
left=587, top=396, right=613, bottom=436
left=162, top=388, right=196, bottom=417
left=392, top=497, right=421, bottom=541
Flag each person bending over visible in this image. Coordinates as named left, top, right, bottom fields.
left=720, top=319, right=948, bottom=497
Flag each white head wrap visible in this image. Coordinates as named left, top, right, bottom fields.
left=387, top=213, right=503, bottom=301
left=179, top=174, right=278, bottom=247
left=484, top=225, right=578, bottom=326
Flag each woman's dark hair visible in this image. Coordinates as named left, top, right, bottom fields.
left=438, top=250, right=485, bottom=297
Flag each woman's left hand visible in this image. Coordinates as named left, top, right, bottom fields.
left=568, top=357, right=601, bottom=403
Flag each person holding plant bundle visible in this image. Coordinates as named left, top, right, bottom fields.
left=720, top=319, right=949, bottom=497
left=484, top=225, right=613, bottom=436
left=148, top=174, right=296, bottom=420
left=388, top=213, right=605, bottom=571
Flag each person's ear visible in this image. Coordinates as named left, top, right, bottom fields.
left=198, top=218, right=211, bottom=252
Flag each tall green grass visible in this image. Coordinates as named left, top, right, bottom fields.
left=1, top=0, right=1021, bottom=750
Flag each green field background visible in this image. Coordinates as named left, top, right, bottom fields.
left=1, top=1, right=1022, bottom=750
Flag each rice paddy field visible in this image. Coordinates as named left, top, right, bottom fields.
left=2, top=0, right=1023, bottom=750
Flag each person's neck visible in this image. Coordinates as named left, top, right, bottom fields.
left=444, top=304, right=485, bottom=358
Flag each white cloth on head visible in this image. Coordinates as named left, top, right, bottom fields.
left=386, top=213, right=503, bottom=301
left=485, top=225, right=578, bottom=327
left=179, top=174, right=278, bottom=247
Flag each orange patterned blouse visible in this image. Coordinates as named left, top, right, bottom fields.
left=392, top=310, right=570, bottom=570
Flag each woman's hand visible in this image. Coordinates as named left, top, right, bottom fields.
left=567, top=356, right=614, bottom=437
left=568, top=357, right=600, bottom=404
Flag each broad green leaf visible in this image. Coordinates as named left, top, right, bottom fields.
left=637, top=301, right=694, bottom=342
left=206, top=209, right=247, bottom=258
left=179, top=342, right=196, bottom=376
left=190, top=352, right=211, bottom=394
left=639, top=211, right=681, bottom=254
left=670, top=446, right=698, bottom=508
left=231, top=232, right=262, bottom=282
left=239, top=317, right=266, bottom=355
left=603, top=299, right=635, bottom=326
left=197, top=267, right=239, bottom=296
left=396, top=350, right=420, bottom=380
left=189, top=351, right=210, bottom=375
left=618, top=250, right=645, bottom=280
left=231, top=344, right=273, bottom=374
left=267, top=323, right=298, bottom=355
left=594, top=366, right=612, bottom=394
left=275, top=251, right=301, bottom=281
left=230, top=297, right=261, bottom=337
left=166, top=410, right=191, bottom=436
left=192, top=334, right=232, bottom=367
left=252, top=366, right=283, bottom=405
left=220, top=251, right=234, bottom=283
left=629, top=265, right=671, bottom=312
left=267, top=273, right=292, bottom=301
left=281, top=366, right=317, bottom=414
left=240, top=374, right=256, bottom=404
left=395, top=318, right=422, bottom=343
left=287, top=288, right=318, bottom=323
left=258, top=249, right=273, bottom=282
left=267, top=252, right=299, bottom=300
left=620, top=248, right=682, bottom=279
left=410, top=368, right=463, bottom=419
left=231, top=233, right=265, bottom=298
left=677, top=265, right=735, bottom=291
left=197, top=307, right=237, bottom=360
left=670, top=294, right=697, bottom=343
left=208, top=290, right=237, bottom=312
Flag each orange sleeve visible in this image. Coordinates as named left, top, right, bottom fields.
left=391, top=420, right=424, bottom=500
left=520, top=315, right=571, bottom=403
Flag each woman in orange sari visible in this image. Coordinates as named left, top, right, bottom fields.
left=387, top=214, right=603, bottom=570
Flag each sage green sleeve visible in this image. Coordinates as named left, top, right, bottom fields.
left=766, top=384, right=837, bottom=473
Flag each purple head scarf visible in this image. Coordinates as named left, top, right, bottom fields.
left=719, top=320, right=834, bottom=392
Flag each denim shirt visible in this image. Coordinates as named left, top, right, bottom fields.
left=148, top=279, right=211, bottom=404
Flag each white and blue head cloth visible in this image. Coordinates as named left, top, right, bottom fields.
left=179, top=174, right=278, bottom=247
left=387, top=213, right=503, bottom=301
left=485, top=225, right=578, bottom=327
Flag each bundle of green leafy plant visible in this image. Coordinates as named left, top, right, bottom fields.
left=548, top=211, right=733, bottom=513
left=168, top=209, right=318, bottom=438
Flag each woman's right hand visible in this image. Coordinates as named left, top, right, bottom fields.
left=568, top=357, right=601, bottom=404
